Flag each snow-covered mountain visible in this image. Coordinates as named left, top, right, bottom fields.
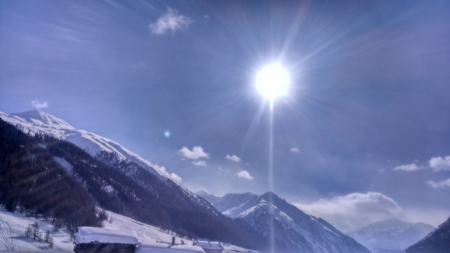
left=0, top=114, right=265, bottom=250
left=0, top=110, right=172, bottom=181
left=406, top=216, right=450, bottom=253
left=198, top=191, right=371, bottom=253
left=349, top=218, right=435, bottom=252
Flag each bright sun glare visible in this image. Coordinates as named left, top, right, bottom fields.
left=255, top=63, right=290, bottom=101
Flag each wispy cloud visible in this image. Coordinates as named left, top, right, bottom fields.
left=394, top=156, right=450, bottom=172
left=427, top=178, right=450, bottom=189
left=31, top=99, right=48, bottom=109
left=149, top=7, right=192, bottom=35
left=290, top=148, right=300, bottom=153
left=393, top=163, right=421, bottom=171
left=178, top=146, right=209, bottom=160
left=236, top=170, right=253, bottom=180
left=226, top=154, right=241, bottom=162
left=429, top=156, right=450, bottom=171
left=294, top=192, right=402, bottom=232
left=192, top=161, right=206, bottom=166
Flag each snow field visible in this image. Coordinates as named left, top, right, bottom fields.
left=0, top=207, right=74, bottom=252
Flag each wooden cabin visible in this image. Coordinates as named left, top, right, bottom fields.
left=74, top=227, right=139, bottom=253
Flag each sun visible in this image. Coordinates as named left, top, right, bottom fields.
left=255, top=63, right=290, bottom=101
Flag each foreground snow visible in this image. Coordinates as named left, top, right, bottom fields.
left=0, top=207, right=255, bottom=253
left=0, top=207, right=73, bottom=252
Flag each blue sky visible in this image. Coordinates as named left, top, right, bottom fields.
left=1, top=0, right=450, bottom=231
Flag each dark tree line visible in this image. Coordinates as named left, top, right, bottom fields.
left=0, top=119, right=104, bottom=232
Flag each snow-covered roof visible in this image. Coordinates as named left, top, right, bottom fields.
left=193, top=240, right=224, bottom=250
left=136, top=242, right=205, bottom=253
left=75, top=226, right=139, bottom=245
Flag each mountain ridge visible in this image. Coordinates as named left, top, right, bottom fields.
left=406, top=216, right=450, bottom=253
left=198, top=190, right=371, bottom=253
left=0, top=110, right=174, bottom=181
left=349, top=217, right=435, bottom=252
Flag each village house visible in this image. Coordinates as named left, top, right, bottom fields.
left=193, top=240, right=224, bottom=253
left=74, top=226, right=139, bottom=253
left=136, top=242, right=205, bottom=253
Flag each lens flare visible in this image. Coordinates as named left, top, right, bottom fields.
left=255, top=63, right=290, bottom=101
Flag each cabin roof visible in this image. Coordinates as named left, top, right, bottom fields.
left=193, top=241, right=224, bottom=250
left=136, top=242, right=205, bottom=253
left=75, top=226, right=139, bottom=245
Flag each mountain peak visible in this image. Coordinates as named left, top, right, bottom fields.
left=0, top=110, right=172, bottom=180
left=10, top=110, right=75, bottom=130
left=260, top=191, right=279, bottom=199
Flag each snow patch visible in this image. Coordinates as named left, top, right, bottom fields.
left=54, top=156, right=73, bottom=174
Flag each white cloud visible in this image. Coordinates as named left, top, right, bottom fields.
left=31, top=99, right=48, bottom=109
left=393, top=163, right=421, bottom=171
left=192, top=161, right=206, bottom=166
left=170, top=173, right=182, bottom=184
left=429, top=156, right=450, bottom=171
left=226, top=155, right=241, bottom=162
left=178, top=146, right=209, bottom=160
left=427, top=178, right=450, bottom=189
left=290, top=148, right=300, bottom=153
left=294, top=192, right=402, bottom=232
left=149, top=7, right=192, bottom=35
left=236, top=170, right=253, bottom=180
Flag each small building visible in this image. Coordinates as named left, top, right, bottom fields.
left=136, top=242, right=205, bottom=253
left=74, top=226, right=139, bottom=253
left=377, top=250, right=406, bottom=253
left=193, top=240, right=224, bottom=253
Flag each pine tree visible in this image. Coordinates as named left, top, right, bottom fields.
left=24, top=224, right=33, bottom=238
left=48, top=236, right=54, bottom=249
left=32, top=222, right=39, bottom=240
left=45, top=230, right=51, bottom=243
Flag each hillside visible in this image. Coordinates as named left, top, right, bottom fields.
left=406, top=216, right=450, bottom=253
left=0, top=117, right=265, bottom=251
left=0, top=110, right=170, bottom=180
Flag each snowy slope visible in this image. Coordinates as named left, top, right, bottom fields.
left=0, top=207, right=255, bottom=253
left=0, top=206, right=74, bottom=252
left=198, top=191, right=258, bottom=215
left=0, top=110, right=172, bottom=181
left=406, top=216, right=450, bottom=253
left=349, top=218, right=435, bottom=252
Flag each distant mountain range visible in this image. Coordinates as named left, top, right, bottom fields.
left=348, top=218, right=434, bottom=252
left=406, top=216, right=450, bottom=253
left=198, top=190, right=371, bottom=253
